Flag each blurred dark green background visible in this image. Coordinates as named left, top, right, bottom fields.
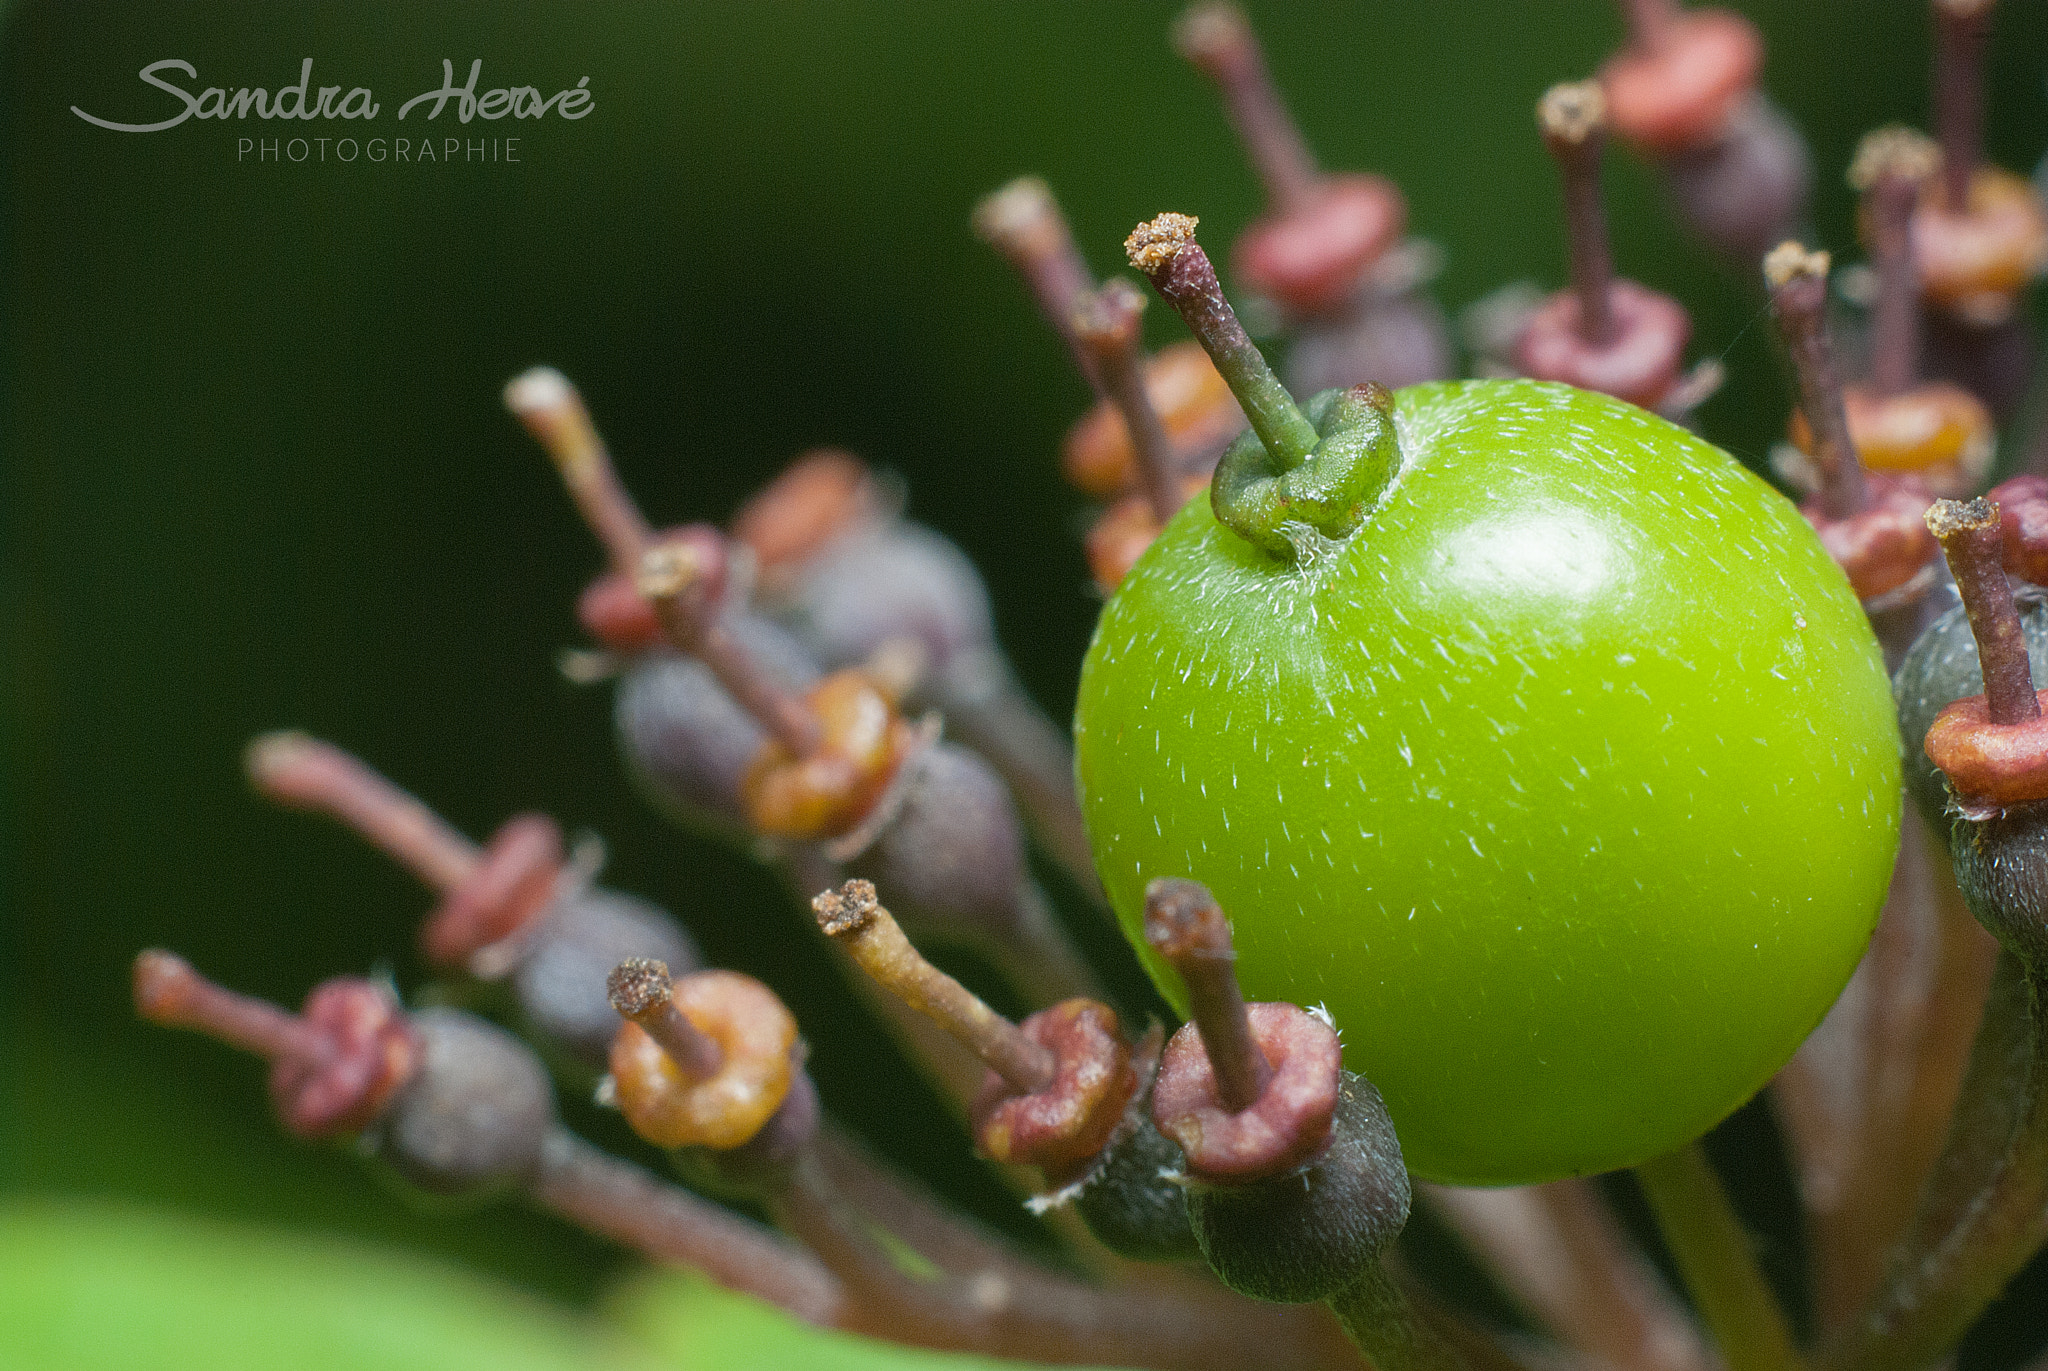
left=7, top=0, right=2048, bottom=1362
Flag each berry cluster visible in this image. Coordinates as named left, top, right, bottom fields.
left=132, top=4, right=2048, bottom=1370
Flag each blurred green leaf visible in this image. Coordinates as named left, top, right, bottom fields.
left=608, top=1266, right=1122, bottom=1371
left=0, top=1200, right=667, bottom=1371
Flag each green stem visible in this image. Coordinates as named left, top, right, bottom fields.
left=1209, top=382, right=1401, bottom=560
left=1635, top=1143, right=1806, bottom=1371
left=1326, top=1261, right=1470, bottom=1371
left=1127, top=215, right=1318, bottom=469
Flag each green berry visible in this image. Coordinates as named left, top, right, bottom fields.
left=1075, top=378, right=1899, bottom=1184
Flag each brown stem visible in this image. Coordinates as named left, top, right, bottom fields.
left=507, top=370, right=824, bottom=759
left=1539, top=83, right=1617, bottom=347
left=1421, top=1180, right=1716, bottom=1371
left=529, top=1128, right=845, bottom=1326
left=1932, top=0, right=1995, bottom=211
left=773, top=1150, right=1362, bottom=1371
left=1075, top=280, right=1185, bottom=525
left=1144, top=878, right=1270, bottom=1112
left=1172, top=3, right=1322, bottom=215
left=637, top=539, right=824, bottom=757
left=1868, top=175, right=1922, bottom=397
left=133, top=950, right=333, bottom=1065
left=608, top=958, right=725, bottom=1079
left=1852, top=130, right=1939, bottom=398
left=1928, top=498, right=2040, bottom=724
left=504, top=368, right=654, bottom=577
left=974, top=177, right=1104, bottom=392
left=244, top=732, right=479, bottom=894
left=1764, top=244, right=1868, bottom=521
left=812, top=880, right=1055, bottom=1094
left=1774, top=814, right=1999, bottom=1331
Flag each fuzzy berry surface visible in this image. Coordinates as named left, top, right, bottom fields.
left=1074, top=378, right=1899, bottom=1185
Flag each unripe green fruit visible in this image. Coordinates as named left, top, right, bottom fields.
left=1075, top=379, right=1900, bottom=1185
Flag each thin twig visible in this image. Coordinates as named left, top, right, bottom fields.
left=1635, top=1144, right=1806, bottom=1371
left=772, top=1149, right=1365, bottom=1370
left=1778, top=815, right=1999, bottom=1331
left=530, top=1128, right=846, bottom=1327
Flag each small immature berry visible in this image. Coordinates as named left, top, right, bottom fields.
left=245, top=731, right=699, bottom=1064
left=1893, top=588, right=2048, bottom=829
left=1184, top=1073, right=1410, bottom=1305
left=612, top=615, right=822, bottom=839
left=376, top=1008, right=557, bottom=1196
left=607, top=964, right=800, bottom=1152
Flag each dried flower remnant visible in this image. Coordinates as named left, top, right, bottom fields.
left=1514, top=81, right=1699, bottom=416
left=245, top=730, right=698, bottom=1062
left=1173, top=2, right=1452, bottom=394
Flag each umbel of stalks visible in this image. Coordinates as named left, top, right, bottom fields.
left=119, top=6, right=2048, bottom=1370
left=730, top=448, right=1101, bottom=897
left=508, top=368, right=1103, bottom=1015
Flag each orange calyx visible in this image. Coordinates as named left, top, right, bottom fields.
left=732, top=449, right=878, bottom=575
left=1061, top=341, right=1245, bottom=498
left=1924, top=689, right=2048, bottom=809
left=1511, top=279, right=1690, bottom=412
left=1788, top=382, right=1993, bottom=495
left=1915, top=167, right=2048, bottom=317
left=741, top=669, right=916, bottom=839
left=1232, top=173, right=1406, bottom=317
left=608, top=969, right=799, bottom=1151
left=1085, top=476, right=1212, bottom=595
left=1801, top=474, right=1939, bottom=604
left=970, top=998, right=1137, bottom=1183
left=1601, top=8, right=1761, bottom=155
left=420, top=814, right=564, bottom=967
